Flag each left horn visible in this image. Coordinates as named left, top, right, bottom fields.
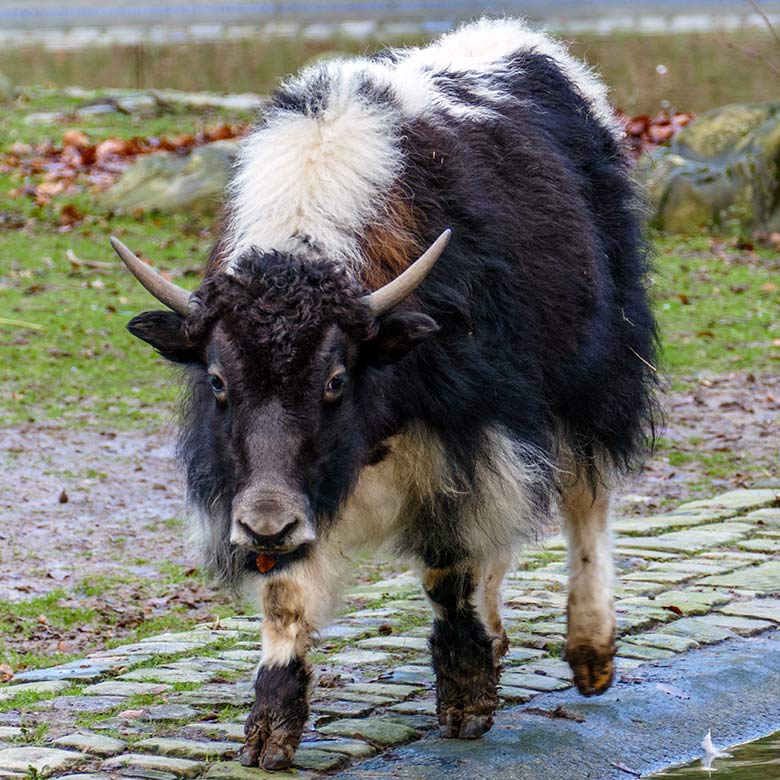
left=110, top=236, right=193, bottom=316
left=362, top=229, right=451, bottom=316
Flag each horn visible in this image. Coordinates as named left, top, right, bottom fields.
left=362, top=229, right=451, bottom=316
left=110, top=236, right=192, bottom=316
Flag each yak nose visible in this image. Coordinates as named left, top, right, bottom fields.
left=230, top=492, right=314, bottom=551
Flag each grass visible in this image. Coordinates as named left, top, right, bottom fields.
left=652, top=233, right=780, bottom=382
left=2, top=28, right=780, bottom=115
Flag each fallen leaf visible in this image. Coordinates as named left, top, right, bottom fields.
left=662, top=604, right=684, bottom=616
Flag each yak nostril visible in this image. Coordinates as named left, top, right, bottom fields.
left=237, top=517, right=299, bottom=547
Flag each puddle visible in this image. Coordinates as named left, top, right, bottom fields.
left=652, top=731, right=780, bottom=777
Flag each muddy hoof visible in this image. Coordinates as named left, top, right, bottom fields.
left=566, top=643, right=615, bottom=696
left=438, top=706, right=494, bottom=740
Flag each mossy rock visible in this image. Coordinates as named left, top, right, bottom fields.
left=636, top=101, right=780, bottom=233
left=101, top=140, right=238, bottom=214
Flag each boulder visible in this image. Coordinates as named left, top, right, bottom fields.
left=101, top=140, right=238, bottom=214
left=637, top=102, right=780, bottom=233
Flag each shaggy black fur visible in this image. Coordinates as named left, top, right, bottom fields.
left=426, top=570, right=501, bottom=739
left=239, top=657, right=311, bottom=771
left=130, top=45, right=658, bottom=587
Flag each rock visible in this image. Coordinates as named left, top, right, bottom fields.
left=0, top=747, right=87, bottom=777
left=53, top=732, right=126, bottom=757
left=205, top=761, right=311, bottom=780
left=101, top=752, right=202, bottom=778
left=317, top=717, right=418, bottom=746
left=101, top=141, right=238, bottom=214
left=637, top=102, right=780, bottom=233
left=0, top=680, right=69, bottom=701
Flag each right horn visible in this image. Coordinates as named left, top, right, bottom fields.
left=362, top=229, right=451, bottom=316
left=110, top=237, right=193, bottom=316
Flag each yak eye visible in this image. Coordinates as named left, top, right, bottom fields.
left=324, top=371, right=347, bottom=402
left=208, top=371, right=227, bottom=401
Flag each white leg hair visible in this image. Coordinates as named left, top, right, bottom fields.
left=561, top=468, right=616, bottom=694
left=246, top=546, right=345, bottom=670
left=474, top=552, right=512, bottom=659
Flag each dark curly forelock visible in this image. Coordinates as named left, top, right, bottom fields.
left=184, top=250, right=374, bottom=370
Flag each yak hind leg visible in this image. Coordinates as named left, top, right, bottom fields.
left=240, top=550, right=340, bottom=771
left=423, top=560, right=508, bottom=740
left=562, top=471, right=616, bottom=697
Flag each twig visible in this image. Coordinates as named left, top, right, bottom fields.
left=747, top=0, right=780, bottom=50
left=725, top=39, right=780, bottom=77
left=609, top=761, right=642, bottom=777
left=0, top=317, right=43, bottom=330
left=628, top=345, right=658, bottom=373
left=67, top=249, right=113, bottom=271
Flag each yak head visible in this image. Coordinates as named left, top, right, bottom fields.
left=112, top=232, right=448, bottom=581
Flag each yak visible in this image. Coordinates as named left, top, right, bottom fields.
left=114, top=18, right=657, bottom=771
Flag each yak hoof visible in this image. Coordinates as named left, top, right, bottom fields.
left=439, top=706, right=494, bottom=740
left=566, top=643, right=615, bottom=696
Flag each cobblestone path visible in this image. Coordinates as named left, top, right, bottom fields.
left=1, top=488, right=779, bottom=780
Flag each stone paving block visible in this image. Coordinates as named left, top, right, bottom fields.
left=11, top=661, right=112, bottom=684
left=720, top=597, right=780, bottom=623
left=317, top=718, right=418, bottom=746
left=522, top=658, right=573, bottom=680
left=379, top=666, right=434, bottom=685
left=329, top=650, right=390, bottom=666
left=304, top=738, right=376, bottom=759
left=657, top=618, right=737, bottom=644
left=500, top=672, right=570, bottom=692
left=53, top=732, right=126, bottom=757
left=355, top=636, right=429, bottom=651
left=616, top=522, right=753, bottom=553
left=621, top=633, right=699, bottom=653
left=343, top=682, right=424, bottom=699
left=119, top=668, right=216, bottom=685
left=212, top=618, right=261, bottom=632
left=618, top=589, right=731, bottom=616
left=615, top=643, right=676, bottom=661
left=621, top=570, right=695, bottom=585
left=693, top=613, right=775, bottom=636
left=316, top=690, right=397, bottom=706
left=0, top=747, right=87, bottom=777
left=185, top=722, right=244, bottom=742
left=205, top=761, right=312, bottom=780
left=82, top=681, right=170, bottom=697
left=175, top=684, right=254, bottom=707
left=293, top=747, right=350, bottom=772
left=312, top=699, right=376, bottom=719
left=745, top=508, right=780, bottom=526
left=140, top=704, right=201, bottom=722
left=699, top=560, right=780, bottom=592
left=57, top=774, right=113, bottom=780
left=136, top=738, right=237, bottom=760
left=738, top=538, right=780, bottom=553
left=218, top=650, right=263, bottom=663
left=41, top=695, right=125, bottom=715
left=0, top=727, right=22, bottom=740
left=679, top=489, right=778, bottom=512
left=613, top=548, right=683, bottom=561
left=386, top=699, right=437, bottom=716
left=504, top=647, right=547, bottom=664
left=91, top=642, right=199, bottom=657
left=613, top=512, right=727, bottom=535
left=498, top=686, right=537, bottom=703
left=102, top=753, right=203, bottom=778
left=0, top=680, right=69, bottom=702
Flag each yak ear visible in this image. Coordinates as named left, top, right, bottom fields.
left=361, top=311, right=440, bottom=367
left=127, top=310, right=200, bottom=364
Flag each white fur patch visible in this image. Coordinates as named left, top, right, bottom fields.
left=222, top=18, right=620, bottom=271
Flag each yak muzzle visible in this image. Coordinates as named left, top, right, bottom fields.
left=230, top=489, right=316, bottom=554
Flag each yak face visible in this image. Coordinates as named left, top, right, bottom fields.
left=127, top=249, right=439, bottom=576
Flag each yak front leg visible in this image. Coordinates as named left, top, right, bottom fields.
left=562, top=474, right=615, bottom=697
left=423, top=566, right=501, bottom=740
left=240, top=552, right=339, bottom=771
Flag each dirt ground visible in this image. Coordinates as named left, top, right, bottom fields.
left=0, top=370, right=778, bottom=661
